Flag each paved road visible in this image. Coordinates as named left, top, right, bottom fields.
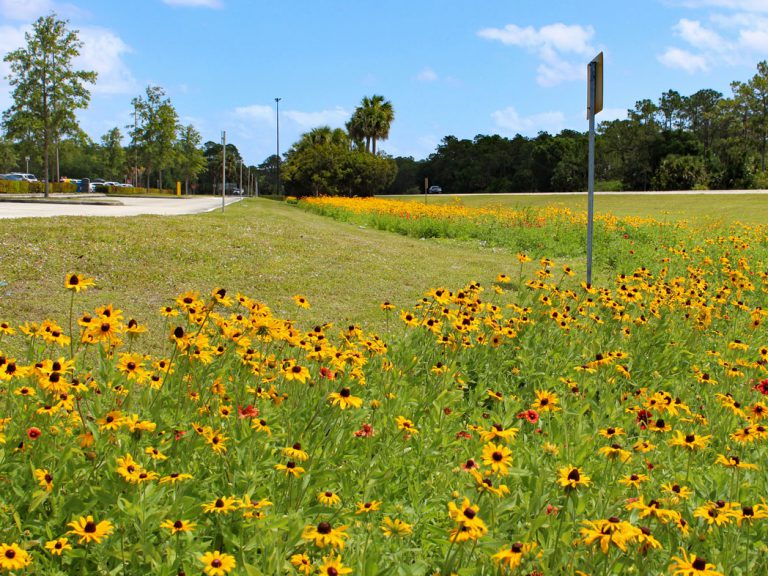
left=0, top=196, right=242, bottom=219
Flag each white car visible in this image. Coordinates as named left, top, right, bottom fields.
left=4, top=173, right=38, bottom=182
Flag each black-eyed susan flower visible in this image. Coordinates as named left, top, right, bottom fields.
left=448, top=498, right=487, bottom=541
left=199, top=550, right=236, bottom=576
left=355, top=500, right=382, bottom=514
left=598, top=443, right=632, bottom=463
left=618, top=473, right=649, bottom=489
left=302, top=521, right=349, bottom=549
left=715, top=454, right=758, bottom=469
left=251, top=418, right=272, bottom=436
left=380, top=517, right=412, bottom=537
left=160, top=519, right=196, bottom=534
left=34, top=468, right=53, bottom=491
left=290, top=553, right=313, bottom=575
left=598, top=426, right=625, bottom=439
left=317, top=491, right=341, bottom=507
left=668, top=430, right=711, bottom=451
left=532, top=389, right=560, bottom=412
left=275, top=461, right=305, bottom=478
left=557, top=466, right=591, bottom=489
left=478, top=422, right=518, bottom=442
left=67, top=516, right=114, bottom=544
left=668, top=549, right=723, bottom=576
left=65, top=273, right=95, bottom=292
left=202, top=496, right=238, bottom=514
left=282, top=442, right=309, bottom=461
left=328, top=387, right=363, bottom=410
left=0, top=543, right=32, bottom=571
left=44, top=538, right=71, bottom=556
left=580, top=517, right=640, bottom=554
left=470, top=469, right=510, bottom=497
left=693, top=501, right=735, bottom=527
left=482, top=442, right=513, bottom=475
left=661, top=482, right=693, bottom=503
left=492, top=542, right=536, bottom=571
left=395, top=416, right=418, bottom=435
left=317, top=553, right=352, bottom=576
left=293, top=295, right=310, bottom=308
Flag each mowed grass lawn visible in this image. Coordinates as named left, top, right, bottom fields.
left=2, top=192, right=763, bottom=349
left=393, top=192, right=768, bottom=224
left=0, top=198, right=516, bottom=347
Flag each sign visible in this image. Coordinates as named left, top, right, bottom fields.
left=587, top=52, right=603, bottom=117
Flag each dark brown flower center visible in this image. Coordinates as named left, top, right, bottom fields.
left=174, top=520, right=183, bottom=529
left=568, top=468, right=580, bottom=481
left=215, top=499, right=224, bottom=508
left=84, top=521, right=97, bottom=533
left=692, top=557, right=707, bottom=570
left=685, top=434, right=695, bottom=443
left=340, top=387, right=351, bottom=398
left=317, top=522, right=332, bottom=534
left=5, top=549, right=15, bottom=559
left=211, top=559, right=222, bottom=568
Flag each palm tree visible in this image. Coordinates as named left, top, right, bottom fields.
left=349, top=95, right=394, bottom=154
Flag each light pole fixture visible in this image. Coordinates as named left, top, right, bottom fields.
left=25, top=156, right=30, bottom=173
left=275, top=97, right=281, bottom=196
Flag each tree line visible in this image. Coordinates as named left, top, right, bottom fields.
left=386, top=61, right=768, bottom=194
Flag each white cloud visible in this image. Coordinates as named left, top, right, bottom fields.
left=492, top=106, right=566, bottom=135
left=162, top=0, right=222, bottom=7
left=76, top=27, right=135, bottom=94
left=660, top=2, right=768, bottom=72
left=0, top=24, right=28, bottom=109
left=739, top=26, right=768, bottom=50
left=283, top=107, right=349, bottom=129
left=658, top=47, right=710, bottom=72
left=0, top=0, right=54, bottom=20
left=234, top=104, right=350, bottom=130
left=478, top=22, right=596, bottom=86
left=416, top=67, right=438, bottom=82
left=597, top=107, right=629, bottom=122
left=234, top=104, right=275, bottom=123
left=674, top=18, right=726, bottom=49
left=674, top=0, right=768, bottom=11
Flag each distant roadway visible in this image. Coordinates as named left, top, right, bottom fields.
left=0, top=196, right=242, bottom=219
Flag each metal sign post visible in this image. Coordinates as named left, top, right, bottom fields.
left=221, top=131, right=226, bottom=212
left=586, top=52, right=603, bottom=286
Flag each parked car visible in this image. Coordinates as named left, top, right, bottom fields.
left=428, top=185, right=443, bottom=194
left=4, top=173, right=38, bottom=182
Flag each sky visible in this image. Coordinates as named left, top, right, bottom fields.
left=2, top=0, right=768, bottom=166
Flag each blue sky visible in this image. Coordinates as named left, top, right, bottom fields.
left=2, top=0, right=768, bottom=165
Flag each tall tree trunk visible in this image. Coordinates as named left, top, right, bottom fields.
left=185, top=176, right=189, bottom=196
left=372, top=138, right=377, bottom=155
left=43, top=134, right=50, bottom=198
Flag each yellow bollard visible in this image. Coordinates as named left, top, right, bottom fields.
left=176, top=181, right=181, bottom=196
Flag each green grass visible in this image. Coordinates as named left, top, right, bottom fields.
left=0, top=199, right=517, bottom=347
left=393, top=192, right=768, bottom=224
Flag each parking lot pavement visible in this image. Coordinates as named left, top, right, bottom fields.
left=0, top=196, right=243, bottom=219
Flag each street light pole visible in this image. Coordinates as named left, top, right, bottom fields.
left=275, top=97, right=281, bottom=196
left=25, top=156, right=30, bottom=173
left=221, top=130, right=226, bottom=212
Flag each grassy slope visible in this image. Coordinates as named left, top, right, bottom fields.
left=394, top=192, right=768, bottom=224
left=0, top=199, right=514, bottom=344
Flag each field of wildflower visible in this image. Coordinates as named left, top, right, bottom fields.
left=1, top=197, right=768, bottom=575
